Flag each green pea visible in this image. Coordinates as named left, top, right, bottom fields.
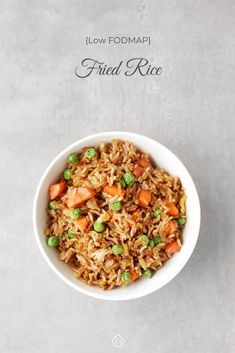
left=70, top=208, right=82, bottom=219
left=47, top=236, right=59, bottom=247
left=139, top=234, right=149, bottom=246
left=141, top=268, right=152, bottom=278
left=85, top=148, right=96, bottom=158
left=149, top=239, right=155, bottom=249
left=68, top=230, right=76, bottom=239
left=68, top=152, right=78, bottom=165
left=112, top=244, right=123, bottom=255
left=154, top=236, right=162, bottom=245
left=48, top=201, right=59, bottom=210
left=123, top=172, right=135, bottom=186
left=153, top=209, right=162, bottom=218
left=111, top=201, right=122, bottom=211
left=63, top=168, right=72, bottom=180
left=121, top=271, right=131, bottom=283
left=94, top=220, right=106, bottom=233
left=116, top=178, right=126, bottom=189
left=178, top=217, right=187, bottom=225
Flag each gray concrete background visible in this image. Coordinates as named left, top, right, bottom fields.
left=0, top=1, right=234, bottom=352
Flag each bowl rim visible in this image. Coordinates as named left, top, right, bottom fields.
left=33, top=131, right=201, bottom=301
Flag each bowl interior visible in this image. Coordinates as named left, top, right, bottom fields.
left=33, top=132, right=200, bottom=300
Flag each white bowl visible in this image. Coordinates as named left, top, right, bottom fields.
left=33, top=131, right=201, bottom=301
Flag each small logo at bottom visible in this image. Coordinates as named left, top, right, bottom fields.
left=112, top=334, right=125, bottom=348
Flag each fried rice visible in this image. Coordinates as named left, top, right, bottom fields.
left=45, top=139, right=187, bottom=290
